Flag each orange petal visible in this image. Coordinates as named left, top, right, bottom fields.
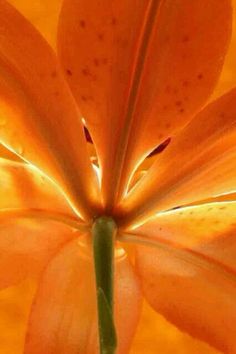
left=134, top=201, right=236, bottom=271
left=0, top=0, right=99, bottom=220
left=0, top=143, right=21, bottom=160
left=0, top=219, right=76, bottom=290
left=0, top=158, right=74, bottom=216
left=0, top=158, right=79, bottom=289
left=131, top=300, right=219, bottom=354
left=24, top=238, right=142, bottom=354
left=0, top=280, right=36, bottom=354
left=58, top=0, right=232, bottom=208
left=135, top=240, right=236, bottom=353
left=8, top=0, right=61, bottom=47
left=212, top=0, right=236, bottom=100
left=188, top=192, right=236, bottom=206
left=119, top=89, right=236, bottom=228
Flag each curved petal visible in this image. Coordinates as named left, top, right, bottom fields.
left=135, top=241, right=236, bottom=353
left=0, top=143, right=21, bottom=160
left=188, top=192, right=236, bottom=206
left=134, top=201, right=236, bottom=271
left=0, top=158, right=80, bottom=289
left=58, top=0, right=232, bottom=208
left=0, top=280, right=36, bottom=354
left=0, top=158, right=74, bottom=215
left=131, top=300, right=219, bottom=354
left=0, top=0, right=99, bottom=220
left=119, top=89, right=236, bottom=228
left=8, top=0, right=61, bottom=47
left=0, top=219, right=76, bottom=290
left=212, top=0, right=236, bottom=100
left=24, top=238, right=142, bottom=354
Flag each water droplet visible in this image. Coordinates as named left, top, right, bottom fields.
left=115, top=246, right=126, bottom=259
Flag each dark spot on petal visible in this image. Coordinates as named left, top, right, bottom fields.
left=159, top=227, right=162, bottom=231
left=54, top=91, right=59, bottom=96
left=182, top=80, right=190, bottom=87
left=102, top=58, right=108, bottom=65
left=175, top=100, right=182, bottom=107
left=111, top=17, right=117, bottom=25
left=178, top=108, right=185, bottom=114
left=219, top=206, right=226, bottom=210
left=81, top=95, right=94, bottom=102
left=219, top=112, right=225, bottom=118
left=165, top=122, right=171, bottom=129
left=66, top=69, right=72, bottom=76
left=80, top=20, right=86, bottom=28
left=182, top=35, right=190, bottom=43
left=94, top=58, right=99, bottom=67
left=197, top=73, right=203, bottom=80
left=98, top=33, right=104, bottom=41
left=82, top=67, right=90, bottom=76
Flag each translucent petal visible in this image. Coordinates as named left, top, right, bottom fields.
left=0, top=0, right=99, bottom=220
left=119, top=89, right=236, bottom=227
left=131, top=300, right=219, bottom=354
left=24, top=238, right=142, bottom=354
left=58, top=0, right=232, bottom=208
left=0, top=158, right=74, bottom=215
left=8, top=0, right=61, bottom=47
left=0, top=158, right=78, bottom=288
left=134, top=201, right=236, bottom=271
left=136, top=241, right=236, bottom=353
left=0, top=219, right=76, bottom=289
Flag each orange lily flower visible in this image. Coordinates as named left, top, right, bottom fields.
left=0, top=0, right=235, bottom=353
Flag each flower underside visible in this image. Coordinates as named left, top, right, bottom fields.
left=0, top=0, right=235, bottom=354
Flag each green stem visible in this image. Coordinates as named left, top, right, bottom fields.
left=92, top=216, right=117, bottom=354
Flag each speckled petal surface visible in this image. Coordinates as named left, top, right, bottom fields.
left=0, top=0, right=99, bottom=220
left=58, top=0, right=232, bottom=208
